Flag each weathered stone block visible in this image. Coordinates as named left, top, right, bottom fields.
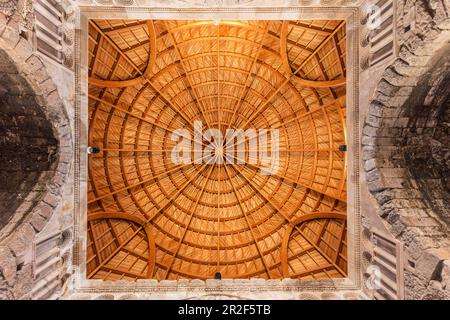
left=29, top=214, right=47, bottom=232
left=13, top=37, right=33, bottom=60
left=440, top=260, right=450, bottom=291
left=0, top=246, right=16, bottom=286
left=33, top=67, right=49, bottom=84
left=7, top=223, right=35, bottom=258
left=383, top=178, right=407, bottom=189
left=367, top=178, right=385, bottom=193
left=378, top=127, right=403, bottom=138
left=364, top=159, right=377, bottom=172
left=40, top=79, right=57, bottom=95
left=362, top=125, right=378, bottom=137
left=0, top=27, right=20, bottom=49
left=365, top=114, right=382, bottom=128
left=362, top=135, right=376, bottom=146
left=377, top=79, right=399, bottom=97
left=380, top=168, right=409, bottom=178
left=374, top=190, right=393, bottom=205
left=389, top=220, right=407, bottom=237
left=34, top=202, right=53, bottom=220
left=366, top=168, right=381, bottom=182
left=25, top=55, right=44, bottom=73
left=400, top=216, right=440, bottom=228
left=43, top=193, right=59, bottom=208
left=416, top=247, right=450, bottom=280
left=368, top=101, right=384, bottom=117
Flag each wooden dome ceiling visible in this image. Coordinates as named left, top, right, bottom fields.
left=87, top=19, right=348, bottom=281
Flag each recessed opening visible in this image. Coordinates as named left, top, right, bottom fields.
left=0, top=49, right=58, bottom=232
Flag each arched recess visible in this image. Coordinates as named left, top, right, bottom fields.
left=0, top=50, right=58, bottom=231
left=362, top=16, right=450, bottom=298
left=363, top=41, right=450, bottom=236
left=88, top=20, right=157, bottom=88
left=87, top=213, right=156, bottom=279
left=0, top=10, right=73, bottom=299
left=279, top=21, right=347, bottom=88
left=0, top=49, right=72, bottom=239
left=281, top=212, right=347, bottom=278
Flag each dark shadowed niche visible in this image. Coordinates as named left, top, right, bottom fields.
left=398, top=44, right=450, bottom=226
left=0, top=49, right=58, bottom=231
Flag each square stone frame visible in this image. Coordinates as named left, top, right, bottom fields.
left=72, top=4, right=361, bottom=295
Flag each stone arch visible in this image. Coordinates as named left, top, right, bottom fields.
left=0, top=9, right=73, bottom=299
left=362, top=15, right=450, bottom=299
left=0, top=38, right=72, bottom=240
left=0, top=48, right=58, bottom=232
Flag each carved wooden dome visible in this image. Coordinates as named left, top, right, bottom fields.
left=87, top=19, right=347, bottom=281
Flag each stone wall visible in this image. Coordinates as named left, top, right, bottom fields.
left=0, top=1, right=74, bottom=299
left=362, top=0, right=450, bottom=299
left=64, top=287, right=367, bottom=300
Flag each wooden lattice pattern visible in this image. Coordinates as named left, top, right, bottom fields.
left=87, top=19, right=348, bottom=281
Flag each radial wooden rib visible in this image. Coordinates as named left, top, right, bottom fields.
left=280, top=212, right=346, bottom=277
left=88, top=163, right=209, bottom=278
left=228, top=163, right=346, bottom=276
left=226, top=21, right=270, bottom=130
left=89, top=20, right=203, bottom=138
left=227, top=152, right=346, bottom=203
left=223, top=164, right=272, bottom=278
left=88, top=212, right=156, bottom=278
left=163, top=165, right=215, bottom=279
left=163, top=21, right=213, bottom=129
left=223, top=22, right=345, bottom=150
left=280, top=21, right=346, bottom=87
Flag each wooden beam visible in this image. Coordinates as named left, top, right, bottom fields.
left=290, top=264, right=334, bottom=279
left=89, top=77, right=144, bottom=88
left=333, top=33, right=346, bottom=77
left=288, top=21, right=333, bottom=36
left=87, top=222, right=102, bottom=265
left=88, top=95, right=183, bottom=136
left=88, top=212, right=156, bottom=279
left=280, top=21, right=346, bottom=88
left=163, top=165, right=215, bottom=279
left=89, top=20, right=199, bottom=137
left=223, top=164, right=273, bottom=279
left=101, top=20, right=148, bottom=33
left=163, top=21, right=213, bottom=129
left=334, top=222, right=347, bottom=264
left=223, top=22, right=345, bottom=150
left=89, top=32, right=102, bottom=77
left=88, top=161, right=195, bottom=204
left=226, top=22, right=270, bottom=130
left=100, top=265, right=144, bottom=279
left=229, top=162, right=347, bottom=277
left=87, top=163, right=209, bottom=279
left=280, top=212, right=347, bottom=277
left=227, top=153, right=346, bottom=203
